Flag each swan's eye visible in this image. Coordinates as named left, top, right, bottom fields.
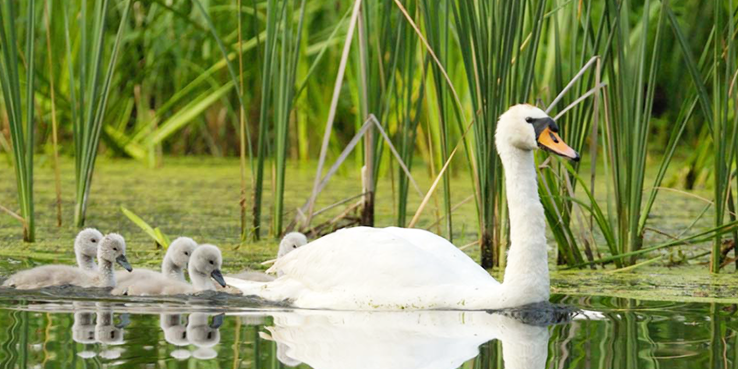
left=184, top=252, right=189, bottom=256
left=91, top=239, right=97, bottom=243
left=292, top=245, right=297, bottom=249
left=525, top=117, right=534, bottom=123
left=209, top=260, right=214, bottom=265
left=113, top=248, right=118, bottom=251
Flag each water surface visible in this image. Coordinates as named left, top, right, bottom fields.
left=0, top=291, right=734, bottom=369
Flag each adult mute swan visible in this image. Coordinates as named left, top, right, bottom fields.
left=230, top=104, right=579, bottom=310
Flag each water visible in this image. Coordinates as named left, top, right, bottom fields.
left=0, top=159, right=732, bottom=368
left=0, top=290, right=734, bottom=369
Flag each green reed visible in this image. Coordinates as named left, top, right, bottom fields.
left=665, top=0, right=738, bottom=272
left=451, top=0, right=547, bottom=268
left=0, top=0, right=36, bottom=241
left=64, top=0, right=132, bottom=227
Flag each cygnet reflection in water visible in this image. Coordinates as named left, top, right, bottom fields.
left=158, top=312, right=224, bottom=359
left=71, top=302, right=131, bottom=359
left=71, top=306, right=225, bottom=361
left=233, top=302, right=576, bottom=369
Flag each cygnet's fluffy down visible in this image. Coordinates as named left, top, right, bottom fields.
left=120, top=244, right=227, bottom=296
left=228, top=232, right=308, bottom=282
left=3, top=234, right=132, bottom=290
left=112, top=237, right=197, bottom=294
left=75, top=228, right=104, bottom=271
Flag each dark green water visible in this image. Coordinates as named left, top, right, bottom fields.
left=0, top=292, right=735, bottom=369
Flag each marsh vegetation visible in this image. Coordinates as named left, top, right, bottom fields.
left=1, top=0, right=738, bottom=274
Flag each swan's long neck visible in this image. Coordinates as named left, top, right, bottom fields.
left=97, top=259, right=116, bottom=288
left=497, top=145, right=550, bottom=306
left=162, top=257, right=185, bottom=281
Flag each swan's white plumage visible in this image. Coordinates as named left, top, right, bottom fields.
left=229, top=226, right=500, bottom=309
left=230, top=104, right=568, bottom=310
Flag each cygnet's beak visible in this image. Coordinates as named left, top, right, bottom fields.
left=210, top=314, right=224, bottom=329
left=116, top=255, right=133, bottom=272
left=115, top=314, right=131, bottom=329
left=210, top=269, right=226, bottom=287
left=533, top=117, right=580, bottom=161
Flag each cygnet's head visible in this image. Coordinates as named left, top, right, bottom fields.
left=166, top=237, right=198, bottom=269
left=99, top=234, right=132, bottom=272
left=495, top=104, right=579, bottom=160
left=189, top=244, right=226, bottom=288
left=75, top=228, right=103, bottom=259
left=277, top=232, right=308, bottom=258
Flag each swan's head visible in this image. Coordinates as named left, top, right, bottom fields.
left=189, top=244, right=226, bottom=288
left=496, top=104, right=579, bottom=160
left=75, top=228, right=103, bottom=259
left=166, top=237, right=198, bottom=269
left=99, top=233, right=132, bottom=272
left=277, top=232, right=308, bottom=258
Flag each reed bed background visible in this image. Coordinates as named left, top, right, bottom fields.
left=1, top=0, right=737, bottom=273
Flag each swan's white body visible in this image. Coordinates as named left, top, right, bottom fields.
left=229, top=105, right=572, bottom=310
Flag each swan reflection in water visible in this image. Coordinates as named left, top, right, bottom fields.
left=238, top=302, right=576, bottom=369
left=64, top=300, right=575, bottom=368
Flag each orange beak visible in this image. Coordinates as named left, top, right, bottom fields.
left=537, top=127, right=579, bottom=161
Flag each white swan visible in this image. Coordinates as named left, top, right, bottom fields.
left=226, top=232, right=308, bottom=282
left=119, top=244, right=226, bottom=295
left=75, top=228, right=104, bottom=271
left=3, top=233, right=132, bottom=289
left=112, top=237, right=198, bottom=294
left=229, top=104, right=579, bottom=310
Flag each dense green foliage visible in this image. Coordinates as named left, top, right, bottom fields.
left=1, top=0, right=737, bottom=272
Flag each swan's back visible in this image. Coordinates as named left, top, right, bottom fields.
left=258, top=227, right=498, bottom=309
left=3, top=265, right=98, bottom=290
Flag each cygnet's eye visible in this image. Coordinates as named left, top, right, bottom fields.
left=184, top=252, right=189, bottom=256
left=209, top=260, right=214, bottom=265
left=91, top=239, right=97, bottom=243
left=113, top=247, right=118, bottom=252
left=525, top=117, right=534, bottom=123
left=292, top=245, right=297, bottom=249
